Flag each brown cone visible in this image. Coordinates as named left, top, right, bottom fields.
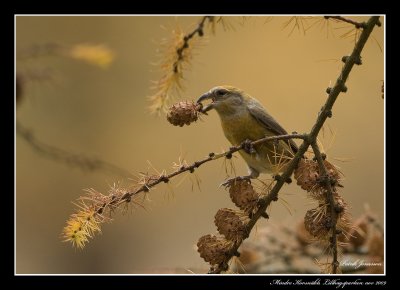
left=197, top=234, right=234, bottom=265
left=228, top=179, right=259, bottom=213
left=214, top=208, right=249, bottom=242
left=167, top=101, right=201, bottom=127
left=304, top=206, right=332, bottom=239
left=294, top=158, right=341, bottom=200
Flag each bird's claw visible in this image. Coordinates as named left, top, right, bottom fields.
left=242, top=139, right=256, bottom=155
left=221, top=175, right=252, bottom=187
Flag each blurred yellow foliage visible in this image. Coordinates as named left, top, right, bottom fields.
left=69, top=44, right=115, bottom=68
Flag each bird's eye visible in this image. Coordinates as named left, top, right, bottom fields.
left=216, top=89, right=228, bottom=97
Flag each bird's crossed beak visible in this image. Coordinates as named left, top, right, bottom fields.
left=196, top=92, right=215, bottom=114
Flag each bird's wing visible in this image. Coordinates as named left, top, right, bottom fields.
left=247, top=99, right=298, bottom=153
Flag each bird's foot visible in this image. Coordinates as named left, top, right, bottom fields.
left=273, top=174, right=292, bottom=184
left=242, top=139, right=256, bottom=154
left=221, top=175, right=252, bottom=187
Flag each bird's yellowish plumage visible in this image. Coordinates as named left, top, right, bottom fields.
left=197, top=85, right=297, bottom=179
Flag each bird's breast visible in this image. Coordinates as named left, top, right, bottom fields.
left=218, top=111, right=292, bottom=174
left=220, top=112, right=267, bottom=145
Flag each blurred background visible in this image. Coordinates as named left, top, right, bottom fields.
left=16, top=16, right=384, bottom=274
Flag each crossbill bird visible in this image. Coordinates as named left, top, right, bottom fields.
left=197, top=85, right=298, bottom=182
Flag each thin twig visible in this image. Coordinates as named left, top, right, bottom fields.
left=311, top=141, right=339, bottom=273
left=17, top=121, right=131, bottom=177
left=98, top=133, right=306, bottom=213
left=149, top=16, right=215, bottom=113
left=173, top=16, right=213, bottom=74
left=16, top=42, right=62, bottom=61
left=252, top=133, right=306, bottom=146
left=324, top=16, right=367, bottom=29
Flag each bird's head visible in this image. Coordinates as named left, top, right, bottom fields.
left=196, top=86, right=249, bottom=115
